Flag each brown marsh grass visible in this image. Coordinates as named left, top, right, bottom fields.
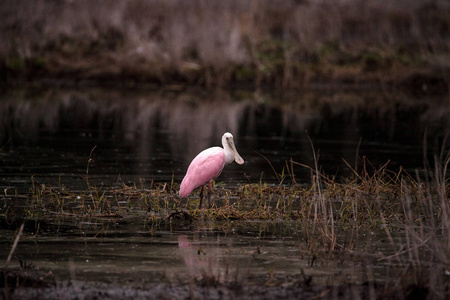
left=1, top=0, right=449, bottom=89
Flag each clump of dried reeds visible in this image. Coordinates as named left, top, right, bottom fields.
left=2, top=153, right=446, bottom=228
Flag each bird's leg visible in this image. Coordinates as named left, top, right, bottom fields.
left=207, top=181, right=213, bottom=209
left=199, top=185, right=204, bottom=209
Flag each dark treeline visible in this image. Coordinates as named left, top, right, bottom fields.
left=0, top=0, right=449, bottom=91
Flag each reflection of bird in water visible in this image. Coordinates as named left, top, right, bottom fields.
left=177, top=235, right=218, bottom=284
left=179, top=132, right=244, bottom=208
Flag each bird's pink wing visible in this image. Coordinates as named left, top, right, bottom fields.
left=179, top=148, right=225, bottom=198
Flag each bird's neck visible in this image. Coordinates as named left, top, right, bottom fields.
left=223, top=144, right=235, bottom=165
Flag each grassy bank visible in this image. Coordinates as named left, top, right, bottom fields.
left=1, top=0, right=449, bottom=92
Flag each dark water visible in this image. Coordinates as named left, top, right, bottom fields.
left=0, top=87, right=449, bottom=193
left=0, top=218, right=402, bottom=287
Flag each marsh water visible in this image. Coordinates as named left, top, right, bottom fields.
left=1, top=86, right=449, bottom=297
left=1, top=218, right=403, bottom=292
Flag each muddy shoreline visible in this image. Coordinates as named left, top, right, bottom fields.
left=1, top=267, right=427, bottom=300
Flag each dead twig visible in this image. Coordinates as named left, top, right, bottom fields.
left=5, top=223, right=25, bottom=268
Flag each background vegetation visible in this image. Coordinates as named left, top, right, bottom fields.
left=1, top=0, right=449, bottom=90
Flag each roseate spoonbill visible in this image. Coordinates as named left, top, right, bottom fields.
left=179, top=132, right=244, bottom=207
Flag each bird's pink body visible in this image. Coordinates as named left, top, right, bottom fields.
left=179, top=132, right=244, bottom=200
left=179, top=147, right=225, bottom=198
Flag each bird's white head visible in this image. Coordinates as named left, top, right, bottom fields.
left=222, top=132, right=244, bottom=165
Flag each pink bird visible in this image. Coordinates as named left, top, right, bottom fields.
left=179, top=132, right=244, bottom=207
